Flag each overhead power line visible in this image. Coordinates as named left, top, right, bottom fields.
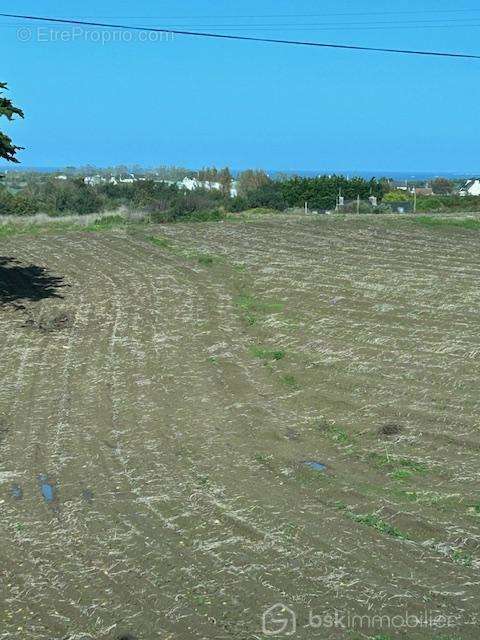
left=3, top=15, right=480, bottom=32
left=3, top=24, right=480, bottom=32
left=1, top=12, right=479, bottom=60
left=56, top=17, right=480, bottom=25
left=6, top=17, right=480, bottom=27
left=37, top=9, right=480, bottom=19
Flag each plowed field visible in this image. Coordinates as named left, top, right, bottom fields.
left=1, top=215, right=479, bottom=639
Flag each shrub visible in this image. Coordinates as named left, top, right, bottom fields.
left=384, top=190, right=412, bottom=202
left=281, top=175, right=384, bottom=211
left=226, top=195, right=248, bottom=212
left=182, top=209, right=226, bottom=222
left=88, top=214, right=127, bottom=229
left=150, top=209, right=177, bottom=223
left=243, top=182, right=287, bottom=210
left=416, top=195, right=480, bottom=212
left=0, top=189, right=39, bottom=215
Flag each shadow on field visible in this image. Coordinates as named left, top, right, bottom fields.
left=0, top=256, right=67, bottom=305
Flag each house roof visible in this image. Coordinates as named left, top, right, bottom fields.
left=462, top=179, right=480, bottom=189
left=414, top=187, right=433, bottom=195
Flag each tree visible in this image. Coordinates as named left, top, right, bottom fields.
left=279, top=175, right=385, bottom=211
left=431, top=177, right=454, bottom=195
left=243, top=182, right=286, bottom=210
left=383, top=190, right=412, bottom=202
left=217, top=167, right=232, bottom=196
left=197, top=166, right=218, bottom=182
left=0, top=83, right=24, bottom=163
left=237, top=170, right=270, bottom=196
left=0, top=190, right=38, bottom=216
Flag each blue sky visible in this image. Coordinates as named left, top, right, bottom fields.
left=1, top=0, right=480, bottom=173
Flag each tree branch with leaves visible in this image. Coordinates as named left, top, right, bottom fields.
left=0, top=83, right=24, bottom=163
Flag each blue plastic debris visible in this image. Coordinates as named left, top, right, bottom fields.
left=10, top=484, right=23, bottom=500
left=302, top=461, right=327, bottom=471
left=82, top=488, right=94, bottom=503
left=38, top=474, right=55, bottom=503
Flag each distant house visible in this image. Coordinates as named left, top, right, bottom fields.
left=54, top=174, right=68, bottom=180
left=179, top=177, right=202, bottom=191
left=177, top=176, right=237, bottom=197
left=389, top=181, right=433, bottom=195
left=108, top=174, right=138, bottom=185
left=84, top=173, right=140, bottom=187
left=459, top=179, right=480, bottom=196
left=84, top=175, right=106, bottom=186
left=230, top=181, right=239, bottom=198
left=390, top=180, right=409, bottom=191
left=179, top=176, right=222, bottom=191
left=118, top=173, right=136, bottom=184
left=411, top=186, right=433, bottom=196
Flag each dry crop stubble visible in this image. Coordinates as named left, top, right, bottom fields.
left=0, top=214, right=479, bottom=639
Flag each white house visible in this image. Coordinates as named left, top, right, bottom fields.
left=178, top=177, right=201, bottom=191
left=390, top=180, right=409, bottom=191
left=178, top=176, right=238, bottom=197
left=119, top=173, right=136, bottom=184
left=84, top=173, right=140, bottom=187
left=84, top=175, right=107, bottom=186
left=179, top=176, right=223, bottom=191
left=108, top=174, right=138, bottom=185
left=459, top=179, right=480, bottom=197
left=230, top=181, right=238, bottom=198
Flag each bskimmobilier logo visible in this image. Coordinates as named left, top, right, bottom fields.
left=261, top=603, right=463, bottom=636
left=262, top=603, right=296, bottom=636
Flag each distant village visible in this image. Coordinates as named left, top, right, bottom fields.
left=49, top=170, right=480, bottom=199
left=3, top=167, right=480, bottom=218
left=53, top=172, right=239, bottom=198
left=388, top=178, right=480, bottom=197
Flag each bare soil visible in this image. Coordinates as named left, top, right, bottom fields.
left=0, top=215, right=479, bottom=639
